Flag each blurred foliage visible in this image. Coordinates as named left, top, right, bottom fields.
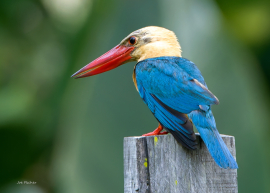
left=215, top=0, right=270, bottom=85
left=0, top=0, right=269, bottom=192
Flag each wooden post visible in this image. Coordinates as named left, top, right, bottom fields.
left=124, top=134, right=238, bottom=193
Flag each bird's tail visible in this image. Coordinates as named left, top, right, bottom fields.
left=189, top=109, right=238, bottom=169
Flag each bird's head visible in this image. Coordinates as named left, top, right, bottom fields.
left=71, top=26, right=181, bottom=78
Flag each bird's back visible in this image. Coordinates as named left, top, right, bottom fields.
left=134, top=57, right=238, bottom=168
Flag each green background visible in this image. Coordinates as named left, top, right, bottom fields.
left=0, top=0, right=270, bottom=192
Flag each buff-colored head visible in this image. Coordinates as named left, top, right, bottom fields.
left=71, top=26, right=182, bottom=78
left=119, top=26, right=182, bottom=61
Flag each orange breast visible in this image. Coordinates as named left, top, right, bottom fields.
left=132, top=65, right=138, bottom=91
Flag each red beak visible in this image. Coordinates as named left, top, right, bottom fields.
left=71, top=45, right=135, bottom=78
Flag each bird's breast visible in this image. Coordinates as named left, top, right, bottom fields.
left=132, top=65, right=138, bottom=91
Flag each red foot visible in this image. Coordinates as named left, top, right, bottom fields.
left=142, top=124, right=168, bottom=136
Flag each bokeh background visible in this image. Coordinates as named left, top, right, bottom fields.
left=0, top=0, right=270, bottom=192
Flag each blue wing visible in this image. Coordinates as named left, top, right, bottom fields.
left=135, top=57, right=238, bottom=169
left=135, top=57, right=218, bottom=114
left=137, top=84, right=197, bottom=149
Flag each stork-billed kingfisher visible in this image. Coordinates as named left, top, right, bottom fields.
left=72, top=26, right=238, bottom=169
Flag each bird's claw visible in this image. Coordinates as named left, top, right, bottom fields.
left=142, top=124, right=168, bottom=136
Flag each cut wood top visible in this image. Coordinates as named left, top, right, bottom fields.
left=124, top=133, right=238, bottom=193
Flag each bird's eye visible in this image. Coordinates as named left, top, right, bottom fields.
left=129, top=36, right=136, bottom=45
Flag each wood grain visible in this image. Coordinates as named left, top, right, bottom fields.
left=124, top=134, right=237, bottom=193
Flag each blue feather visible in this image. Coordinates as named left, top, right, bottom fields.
left=135, top=56, right=238, bottom=169
left=136, top=57, right=219, bottom=114
left=189, top=109, right=238, bottom=169
left=138, top=84, right=197, bottom=149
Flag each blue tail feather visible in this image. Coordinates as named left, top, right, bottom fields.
left=189, top=109, right=238, bottom=169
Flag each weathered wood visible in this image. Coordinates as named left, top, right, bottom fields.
left=124, top=134, right=237, bottom=193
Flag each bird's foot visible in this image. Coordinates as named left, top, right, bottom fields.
left=142, top=124, right=168, bottom=136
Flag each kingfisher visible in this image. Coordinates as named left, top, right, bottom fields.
left=71, top=26, right=238, bottom=169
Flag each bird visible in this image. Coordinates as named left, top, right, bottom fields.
left=71, top=26, right=238, bottom=169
